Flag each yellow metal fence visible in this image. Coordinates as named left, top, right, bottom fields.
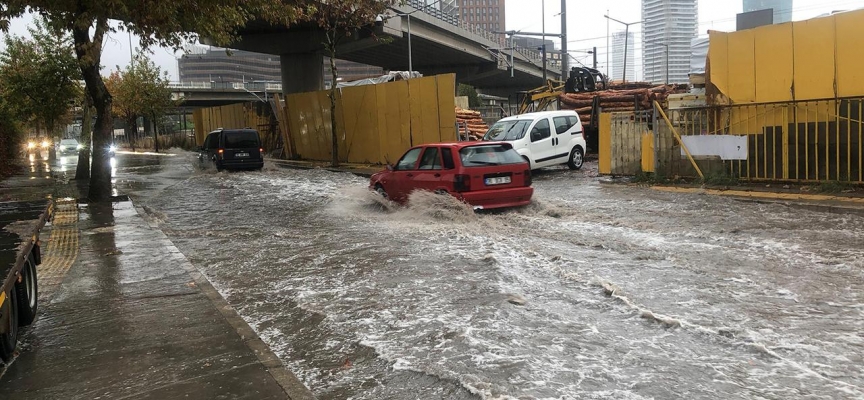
left=668, top=98, right=864, bottom=182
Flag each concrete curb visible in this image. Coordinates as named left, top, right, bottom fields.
left=133, top=203, right=316, bottom=400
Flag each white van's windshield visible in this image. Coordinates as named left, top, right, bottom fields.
left=483, top=120, right=531, bottom=141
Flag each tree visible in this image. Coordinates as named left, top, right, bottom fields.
left=312, top=0, right=398, bottom=167
left=105, top=70, right=138, bottom=150
left=458, top=84, right=481, bottom=108
left=0, top=84, right=23, bottom=171
left=0, top=1, right=307, bottom=201
left=106, top=55, right=173, bottom=152
left=0, top=17, right=80, bottom=141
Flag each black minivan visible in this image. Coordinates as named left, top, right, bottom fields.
left=198, top=128, right=264, bottom=171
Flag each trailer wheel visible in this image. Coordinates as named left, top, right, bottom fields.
left=15, top=253, right=38, bottom=326
left=0, top=289, right=19, bottom=363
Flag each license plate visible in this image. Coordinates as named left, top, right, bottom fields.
left=485, top=176, right=511, bottom=185
left=235, top=152, right=249, bottom=158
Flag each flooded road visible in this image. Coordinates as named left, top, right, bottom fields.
left=117, top=152, right=864, bottom=400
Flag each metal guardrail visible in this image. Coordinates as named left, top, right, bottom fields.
left=168, top=82, right=283, bottom=91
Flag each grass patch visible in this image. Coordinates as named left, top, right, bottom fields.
left=809, top=180, right=858, bottom=194
left=700, top=172, right=739, bottom=187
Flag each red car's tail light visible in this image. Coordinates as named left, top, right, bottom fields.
left=454, top=174, right=471, bottom=192
left=218, top=149, right=224, bottom=154
left=524, top=169, right=532, bottom=187
left=259, top=147, right=263, bottom=153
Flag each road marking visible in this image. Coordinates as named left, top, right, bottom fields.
left=38, top=199, right=79, bottom=299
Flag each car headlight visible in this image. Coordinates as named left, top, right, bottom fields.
left=77, top=144, right=84, bottom=150
left=109, top=145, right=117, bottom=152
left=59, top=146, right=66, bottom=151
left=27, top=142, right=36, bottom=149
left=41, top=140, right=50, bottom=148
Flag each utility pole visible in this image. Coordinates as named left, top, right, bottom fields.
left=560, top=0, right=567, bottom=80
left=542, top=0, right=546, bottom=82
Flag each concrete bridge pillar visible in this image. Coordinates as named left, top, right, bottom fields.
left=280, top=53, right=324, bottom=94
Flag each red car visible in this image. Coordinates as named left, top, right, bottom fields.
left=369, top=142, right=534, bottom=210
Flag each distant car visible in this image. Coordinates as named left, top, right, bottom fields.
left=483, top=110, right=586, bottom=171
left=198, top=128, right=264, bottom=171
left=57, top=138, right=83, bottom=154
left=26, top=138, right=52, bottom=152
left=369, top=142, right=533, bottom=210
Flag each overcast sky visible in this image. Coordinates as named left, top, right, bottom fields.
left=1, top=0, right=862, bottom=81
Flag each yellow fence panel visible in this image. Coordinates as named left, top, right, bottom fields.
left=707, top=31, right=730, bottom=103
left=436, top=74, right=457, bottom=142
left=641, top=132, right=655, bottom=173
left=598, top=113, right=612, bottom=174
left=835, top=12, right=864, bottom=98
left=195, top=74, right=457, bottom=164
left=708, top=9, right=864, bottom=103
left=792, top=16, right=836, bottom=100
left=283, top=73, right=456, bottom=164
left=288, top=91, right=332, bottom=162
left=376, top=81, right=412, bottom=164
left=754, top=23, right=794, bottom=103
left=341, top=85, right=380, bottom=164
left=727, top=29, right=757, bottom=104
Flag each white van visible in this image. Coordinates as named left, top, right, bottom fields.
left=483, top=110, right=586, bottom=170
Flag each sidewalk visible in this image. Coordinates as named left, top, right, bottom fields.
left=0, top=165, right=313, bottom=398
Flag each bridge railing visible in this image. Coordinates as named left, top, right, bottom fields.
left=404, top=0, right=544, bottom=65
left=168, top=81, right=283, bottom=91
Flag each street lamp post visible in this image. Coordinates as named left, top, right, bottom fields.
left=542, top=0, right=546, bottom=82
left=604, top=15, right=642, bottom=83
left=392, top=0, right=444, bottom=77
left=645, top=40, right=669, bottom=85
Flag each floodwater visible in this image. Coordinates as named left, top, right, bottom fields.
left=118, top=152, right=864, bottom=400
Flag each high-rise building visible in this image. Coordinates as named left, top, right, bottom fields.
left=456, top=0, right=505, bottom=35
left=743, top=0, right=793, bottom=23
left=611, top=31, right=636, bottom=82
left=642, top=0, right=698, bottom=84
left=178, top=47, right=383, bottom=87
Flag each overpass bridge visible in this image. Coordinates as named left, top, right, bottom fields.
left=209, top=0, right=560, bottom=96
left=169, top=81, right=281, bottom=107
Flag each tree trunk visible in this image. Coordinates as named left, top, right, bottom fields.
left=72, top=19, right=112, bottom=202
left=153, top=113, right=160, bottom=153
left=131, top=119, right=138, bottom=151
left=328, top=42, right=339, bottom=167
left=75, top=94, right=92, bottom=180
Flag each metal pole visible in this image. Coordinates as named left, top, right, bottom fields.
left=510, top=33, right=514, bottom=78
left=542, top=0, right=546, bottom=82
left=593, top=46, right=597, bottom=69
left=407, top=14, right=413, bottom=73
left=560, top=0, right=567, bottom=80
left=665, top=45, right=669, bottom=86
left=128, top=31, right=134, bottom=62
left=622, top=25, right=629, bottom=83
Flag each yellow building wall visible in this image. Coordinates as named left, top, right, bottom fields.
left=708, top=8, right=864, bottom=104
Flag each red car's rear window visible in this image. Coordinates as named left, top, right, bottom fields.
left=458, top=144, right=524, bottom=167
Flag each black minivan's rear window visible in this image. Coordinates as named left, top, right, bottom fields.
left=224, top=131, right=259, bottom=148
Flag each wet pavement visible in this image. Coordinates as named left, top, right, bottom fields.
left=0, top=148, right=864, bottom=399
left=0, top=150, right=312, bottom=399
left=110, top=151, right=864, bottom=400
